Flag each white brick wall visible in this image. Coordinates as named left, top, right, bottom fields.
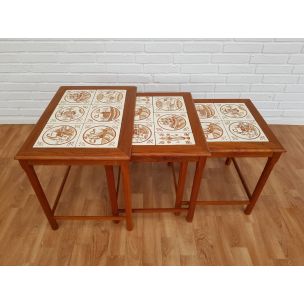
left=0, top=38, right=304, bottom=124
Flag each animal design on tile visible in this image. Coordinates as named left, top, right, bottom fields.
left=55, top=106, right=85, bottom=122
left=83, top=126, right=116, bottom=145
left=91, top=106, right=120, bottom=122
left=202, top=122, right=224, bottom=140
left=134, top=105, right=151, bottom=121
left=42, top=125, right=77, bottom=145
left=220, top=104, right=247, bottom=118
left=96, top=90, right=124, bottom=103
left=157, top=114, right=186, bottom=131
left=154, top=97, right=183, bottom=111
left=229, top=122, right=260, bottom=140
left=133, top=124, right=152, bottom=143
left=196, top=104, right=215, bottom=119
left=64, top=91, right=92, bottom=103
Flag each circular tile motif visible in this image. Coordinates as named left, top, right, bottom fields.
left=55, top=106, right=85, bottom=122
left=229, top=122, right=260, bottom=140
left=96, top=91, right=124, bottom=103
left=91, top=106, right=120, bottom=122
left=133, top=124, right=152, bottom=143
left=83, top=126, right=116, bottom=145
left=157, top=114, right=186, bottom=131
left=203, top=122, right=223, bottom=140
left=196, top=104, right=215, bottom=119
left=155, top=97, right=183, bottom=111
left=220, top=104, right=247, bottom=118
left=42, top=125, right=77, bottom=145
left=64, top=91, right=91, bottom=103
left=134, top=105, right=151, bottom=121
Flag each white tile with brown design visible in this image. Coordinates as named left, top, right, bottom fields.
left=48, top=105, right=90, bottom=124
left=223, top=120, right=268, bottom=142
left=134, top=99, right=154, bottom=123
left=92, top=90, right=127, bottom=104
left=76, top=123, right=121, bottom=148
left=155, top=132, right=195, bottom=145
left=33, top=123, right=83, bottom=148
left=132, top=122, right=155, bottom=145
left=215, top=103, right=254, bottom=120
left=85, top=104, right=123, bottom=124
left=195, top=103, right=221, bottom=121
left=152, top=96, right=187, bottom=113
left=59, top=90, right=96, bottom=105
left=154, top=112, right=192, bottom=133
left=200, top=120, right=231, bottom=142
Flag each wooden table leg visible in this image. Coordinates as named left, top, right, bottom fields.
left=121, top=162, right=133, bottom=231
left=225, top=157, right=232, bottom=166
left=105, top=165, right=120, bottom=223
left=244, top=153, right=281, bottom=215
left=186, top=157, right=207, bottom=222
left=19, top=161, right=59, bottom=230
left=174, top=161, right=188, bottom=215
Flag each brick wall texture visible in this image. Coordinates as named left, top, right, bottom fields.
left=1, top=38, right=304, bottom=124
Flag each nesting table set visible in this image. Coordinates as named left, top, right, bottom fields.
left=15, top=86, right=285, bottom=231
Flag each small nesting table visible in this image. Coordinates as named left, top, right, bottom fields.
left=119, top=92, right=210, bottom=215
left=186, top=99, right=286, bottom=222
left=15, top=86, right=137, bottom=231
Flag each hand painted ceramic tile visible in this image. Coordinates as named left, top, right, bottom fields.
left=132, top=122, right=155, bottom=145
left=134, top=100, right=154, bottom=123
left=136, top=96, right=153, bottom=104
left=154, top=113, right=192, bottom=133
left=200, top=121, right=230, bottom=142
left=59, top=90, right=96, bottom=105
left=223, top=120, right=268, bottom=142
left=33, top=124, right=83, bottom=148
left=152, top=96, right=187, bottom=112
left=85, top=104, right=123, bottom=124
left=92, top=90, right=126, bottom=104
left=155, top=132, right=195, bottom=145
left=48, top=105, right=90, bottom=124
left=215, top=103, right=254, bottom=120
left=195, top=103, right=220, bottom=121
left=77, top=123, right=120, bottom=148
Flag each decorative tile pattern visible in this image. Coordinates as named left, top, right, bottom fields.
left=59, top=90, right=96, bottom=105
left=34, top=124, right=83, bottom=148
left=200, top=121, right=230, bottom=142
left=133, top=96, right=195, bottom=146
left=195, top=102, right=268, bottom=142
left=133, top=122, right=155, bottom=145
left=34, top=89, right=127, bottom=148
left=92, top=90, right=126, bottom=104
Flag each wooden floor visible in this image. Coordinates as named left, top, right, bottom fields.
left=0, top=125, right=304, bottom=265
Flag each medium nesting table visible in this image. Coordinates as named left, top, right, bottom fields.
left=15, top=86, right=137, bottom=231
left=186, top=99, right=286, bottom=222
left=118, top=92, right=210, bottom=215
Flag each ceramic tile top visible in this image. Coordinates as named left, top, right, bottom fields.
left=132, top=96, right=195, bottom=145
left=34, top=89, right=127, bottom=148
left=195, top=103, right=268, bottom=142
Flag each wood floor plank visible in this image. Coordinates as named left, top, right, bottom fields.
left=0, top=124, right=304, bottom=265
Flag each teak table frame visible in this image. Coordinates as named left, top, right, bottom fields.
left=117, top=92, right=210, bottom=216
left=184, top=99, right=286, bottom=222
left=15, top=86, right=137, bottom=231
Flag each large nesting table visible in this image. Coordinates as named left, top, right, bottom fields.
left=15, top=86, right=137, bottom=231
left=119, top=92, right=210, bottom=215
left=186, top=99, right=286, bottom=221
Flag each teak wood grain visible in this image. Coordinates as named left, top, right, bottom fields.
left=14, top=86, right=137, bottom=231
left=131, top=92, right=210, bottom=162
left=15, top=86, right=137, bottom=163
left=185, top=99, right=286, bottom=222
